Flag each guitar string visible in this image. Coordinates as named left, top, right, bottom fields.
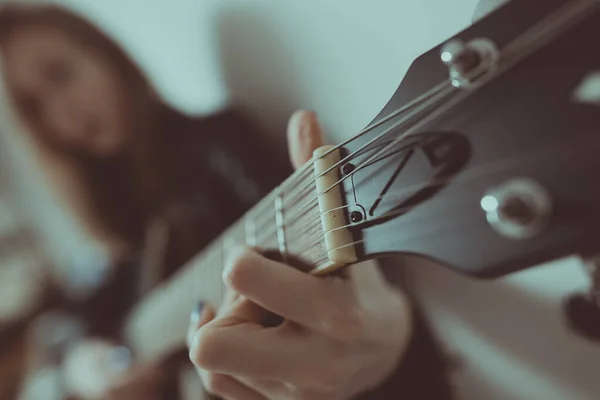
left=254, top=135, right=432, bottom=239
left=265, top=119, right=600, bottom=259
left=248, top=84, right=456, bottom=234
left=281, top=86, right=458, bottom=220
left=281, top=88, right=469, bottom=229
left=275, top=80, right=452, bottom=194
left=249, top=79, right=455, bottom=233
left=306, top=138, right=600, bottom=266
left=253, top=132, right=600, bottom=251
left=217, top=0, right=595, bottom=257
left=175, top=1, right=598, bottom=321
left=240, top=80, right=454, bottom=237
left=280, top=132, right=436, bottom=228
left=256, top=134, right=445, bottom=245
left=255, top=137, right=435, bottom=244
left=262, top=0, right=595, bottom=231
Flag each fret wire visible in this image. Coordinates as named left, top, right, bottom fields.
left=257, top=170, right=315, bottom=230
left=256, top=216, right=322, bottom=247
left=245, top=214, right=256, bottom=247
left=255, top=219, right=325, bottom=252
left=275, top=193, right=287, bottom=262
left=227, top=79, right=442, bottom=245
left=246, top=191, right=278, bottom=235
left=222, top=99, right=443, bottom=258
left=217, top=70, right=452, bottom=262
left=253, top=197, right=346, bottom=247
left=259, top=211, right=323, bottom=252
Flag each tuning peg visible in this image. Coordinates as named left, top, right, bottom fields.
left=440, top=38, right=499, bottom=88
left=480, top=178, right=552, bottom=240
left=440, top=39, right=468, bottom=66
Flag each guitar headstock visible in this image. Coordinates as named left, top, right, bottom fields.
left=335, top=0, right=600, bottom=278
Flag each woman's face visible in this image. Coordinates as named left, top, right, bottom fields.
left=2, top=24, right=129, bottom=157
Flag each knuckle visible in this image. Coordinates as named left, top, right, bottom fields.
left=321, top=305, right=366, bottom=342
left=189, top=328, right=222, bottom=370
left=203, top=373, right=228, bottom=395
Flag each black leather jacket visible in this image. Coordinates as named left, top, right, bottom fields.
left=159, top=109, right=292, bottom=277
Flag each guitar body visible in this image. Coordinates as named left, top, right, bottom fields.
left=344, top=0, right=600, bottom=277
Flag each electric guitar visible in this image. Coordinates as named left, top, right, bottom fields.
left=123, top=0, right=600, bottom=363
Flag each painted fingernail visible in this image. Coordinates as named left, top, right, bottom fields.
left=190, top=301, right=204, bottom=325
left=107, top=346, right=133, bottom=373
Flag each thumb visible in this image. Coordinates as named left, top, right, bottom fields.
left=287, top=110, right=325, bottom=169
left=219, top=297, right=267, bottom=328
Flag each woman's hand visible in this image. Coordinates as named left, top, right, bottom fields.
left=186, top=111, right=413, bottom=400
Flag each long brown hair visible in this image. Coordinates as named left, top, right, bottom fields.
left=0, top=3, right=180, bottom=245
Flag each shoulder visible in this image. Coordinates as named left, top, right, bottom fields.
left=171, top=109, right=274, bottom=163
left=167, top=108, right=291, bottom=202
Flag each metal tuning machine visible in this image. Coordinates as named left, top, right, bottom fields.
left=440, top=38, right=499, bottom=89
left=480, top=178, right=553, bottom=241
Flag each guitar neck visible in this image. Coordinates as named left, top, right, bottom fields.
left=123, top=146, right=357, bottom=363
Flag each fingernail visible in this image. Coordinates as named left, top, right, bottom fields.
left=190, top=301, right=204, bottom=325
left=107, top=346, right=133, bottom=373
left=290, top=109, right=306, bottom=125
left=222, top=246, right=251, bottom=285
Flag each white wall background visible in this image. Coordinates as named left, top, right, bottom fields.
left=2, top=0, right=600, bottom=399
left=15, top=0, right=478, bottom=143
left=0, top=0, right=478, bottom=291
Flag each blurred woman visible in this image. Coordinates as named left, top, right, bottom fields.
left=0, top=2, right=455, bottom=400
left=0, top=3, right=290, bottom=270
left=0, top=2, right=291, bottom=398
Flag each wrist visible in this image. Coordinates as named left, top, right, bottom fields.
left=350, top=292, right=415, bottom=399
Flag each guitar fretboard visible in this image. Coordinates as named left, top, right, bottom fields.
left=124, top=161, right=328, bottom=363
